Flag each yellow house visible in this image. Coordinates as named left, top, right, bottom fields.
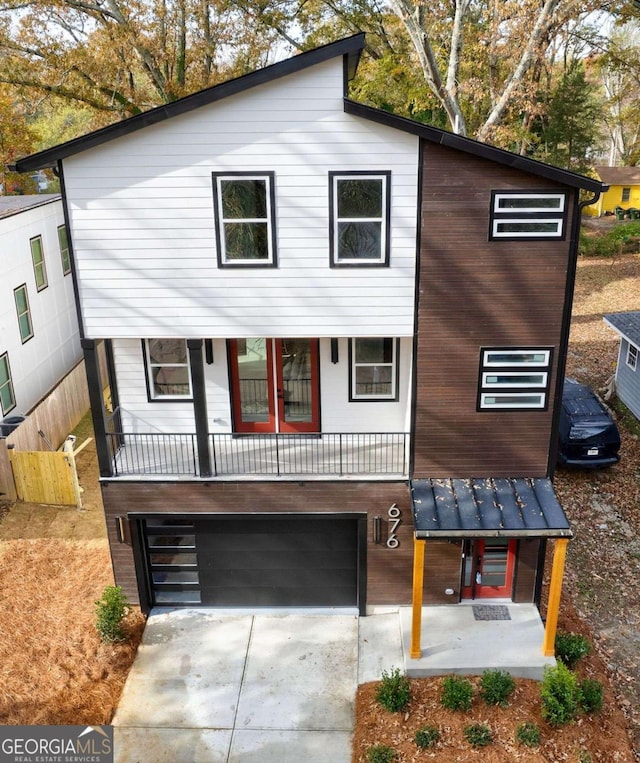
left=585, top=166, right=640, bottom=216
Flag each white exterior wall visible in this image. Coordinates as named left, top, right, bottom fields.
left=0, top=197, right=81, bottom=417
left=63, top=57, right=419, bottom=340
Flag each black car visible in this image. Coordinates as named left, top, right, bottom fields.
left=557, top=378, right=621, bottom=468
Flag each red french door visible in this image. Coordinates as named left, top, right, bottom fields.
left=228, top=338, right=320, bottom=433
left=461, top=539, right=517, bottom=599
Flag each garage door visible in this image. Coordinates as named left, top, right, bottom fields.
left=142, top=514, right=363, bottom=610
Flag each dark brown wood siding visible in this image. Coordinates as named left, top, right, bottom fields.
left=513, top=539, right=541, bottom=603
left=102, top=479, right=414, bottom=607
left=414, top=141, right=576, bottom=477
left=423, top=540, right=463, bottom=605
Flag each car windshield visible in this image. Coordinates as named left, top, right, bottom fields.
left=569, top=422, right=612, bottom=440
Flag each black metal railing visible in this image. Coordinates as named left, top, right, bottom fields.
left=106, top=430, right=409, bottom=477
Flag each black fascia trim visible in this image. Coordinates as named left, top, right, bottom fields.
left=343, top=99, right=606, bottom=195
left=328, top=170, right=391, bottom=268
left=212, top=171, right=278, bottom=268
left=142, top=338, right=194, bottom=403
left=476, top=346, right=554, bottom=413
left=14, top=34, right=366, bottom=173
left=58, top=163, right=86, bottom=339
left=348, top=337, right=400, bottom=402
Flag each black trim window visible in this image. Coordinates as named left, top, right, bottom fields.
left=490, top=192, right=566, bottom=240
left=478, top=348, right=552, bottom=410
left=350, top=338, right=398, bottom=401
left=58, top=225, right=71, bottom=275
left=144, top=339, right=192, bottom=400
left=30, top=235, right=48, bottom=291
left=14, top=285, right=33, bottom=343
left=0, top=352, right=16, bottom=414
left=330, top=171, right=390, bottom=266
left=626, top=342, right=638, bottom=371
left=212, top=172, right=277, bottom=267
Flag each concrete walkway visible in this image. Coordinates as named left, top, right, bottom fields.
left=112, top=605, right=552, bottom=762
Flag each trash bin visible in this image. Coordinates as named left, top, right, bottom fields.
left=0, top=415, right=26, bottom=436
left=615, top=207, right=626, bottom=220
left=630, top=208, right=640, bottom=220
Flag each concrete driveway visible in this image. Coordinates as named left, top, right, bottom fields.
left=112, top=609, right=375, bottom=763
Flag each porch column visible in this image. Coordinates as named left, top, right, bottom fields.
left=187, top=339, right=211, bottom=477
left=543, top=537, right=569, bottom=657
left=410, top=536, right=426, bottom=659
left=82, top=338, right=113, bottom=477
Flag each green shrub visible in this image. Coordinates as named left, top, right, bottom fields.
left=580, top=678, right=604, bottom=713
left=375, top=668, right=411, bottom=712
left=540, top=663, right=582, bottom=726
left=414, top=724, right=440, bottom=749
left=479, top=669, right=515, bottom=707
left=555, top=631, right=591, bottom=668
left=366, top=744, right=395, bottom=763
left=441, top=675, right=473, bottom=711
left=464, top=723, right=492, bottom=747
left=516, top=722, right=541, bottom=747
left=94, top=585, right=130, bottom=642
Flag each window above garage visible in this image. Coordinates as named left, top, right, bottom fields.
left=489, top=191, right=567, bottom=241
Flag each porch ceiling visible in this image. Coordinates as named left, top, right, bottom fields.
left=411, top=477, right=572, bottom=539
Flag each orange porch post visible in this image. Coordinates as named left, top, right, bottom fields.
left=543, top=538, right=569, bottom=657
left=410, top=536, right=426, bottom=659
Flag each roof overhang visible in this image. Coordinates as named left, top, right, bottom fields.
left=411, top=477, right=572, bottom=539
left=603, top=312, right=640, bottom=347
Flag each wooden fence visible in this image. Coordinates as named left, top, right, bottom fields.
left=9, top=450, right=77, bottom=506
left=0, top=342, right=108, bottom=504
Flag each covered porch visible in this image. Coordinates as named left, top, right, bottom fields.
left=408, top=477, right=573, bottom=667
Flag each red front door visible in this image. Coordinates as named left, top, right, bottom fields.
left=229, top=338, right=320, bottom=433
left=461, top=539, right=517, bottom=599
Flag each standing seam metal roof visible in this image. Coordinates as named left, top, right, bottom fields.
left=411, top=477, right=572, bottom=538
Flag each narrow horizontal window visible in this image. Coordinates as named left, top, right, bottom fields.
left=494, top=193, right=565, bottom=213
left=482, top=372, right=547, bottom=388
left=480, top=393, right=546, bottom=409
left=627, top=343, right=638, bottom=371
left=490, top=191, right=567, bottom=241
left=350, top=337, right=398, bottom=401
left=492, top=220, right=563, bottom=238
left=213, top=172, right=277, bottom=267
left=483, top=350, right=550, bottom=367
left=330, top=172, right=390, bottom=266
left=144, top=339, right=192, bottom=400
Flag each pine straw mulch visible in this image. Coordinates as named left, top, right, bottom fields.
left=0, top=539, right=145, bottom=725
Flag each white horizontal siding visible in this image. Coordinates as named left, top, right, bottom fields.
left=64, top=57, right=418, bottom=339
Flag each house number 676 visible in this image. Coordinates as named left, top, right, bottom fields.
left=387, top=504, right=401, bottom=548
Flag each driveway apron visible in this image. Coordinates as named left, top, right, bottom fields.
left=112, top=609, right=357, bottom=762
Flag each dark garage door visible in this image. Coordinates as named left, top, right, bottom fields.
left=142, top=514, right=363, bottom=610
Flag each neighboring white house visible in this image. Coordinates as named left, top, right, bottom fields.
left=0, top=194, right=81, bottom=425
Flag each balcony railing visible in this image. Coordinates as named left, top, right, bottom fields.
left=106, top=430, right=409, bottom=478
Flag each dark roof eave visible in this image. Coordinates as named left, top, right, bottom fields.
left=344, top=99, right=606, bottom=194
left=14, top=34, right=366, bottom=173
left=415, top=528, right=574, bottom=539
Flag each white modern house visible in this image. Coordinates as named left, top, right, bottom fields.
left=0, top=194, right=81, bottom=428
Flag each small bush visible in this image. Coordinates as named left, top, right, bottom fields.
left=94, top=585, right=130, bottom=642
left=580, top=678, right=604, bottom=713
left=441, top=675, right=473, bottom=711
left=555, top=631, right=591, bottom=668
left=540, top=663, right=582, bottom=726
left=464, top=723, right=492, bottom=747
left=516, top=722, right=541, bottom=747
left=367, top=744, right=396, bottom=763
left=375, top=668, right=411, bottom=712
left=479, top=669, right=515, bottom=707
left=414, top=724, right=440, bottom=749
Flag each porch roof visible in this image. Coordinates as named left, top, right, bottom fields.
left=411, top=477, right=572, bottom=539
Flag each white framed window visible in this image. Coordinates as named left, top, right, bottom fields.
left=0, top=352, right=16, bottom=414
left=626, top=343, right=638, bottom=371
left=213, top=172, right=277, bottom=267
left=58, top=225, right=71, bottom=275
left=478, top=347, right=552, bottom=410
left=30, top=235, right=48, bottom=291
left=144, top=339, right=192, bottom=400
left=490, top=192, right=567, bottom=240
left=350, top=338, right=398, bottom=401
left=14, top=284, right=33, bottom=343
left=330, top=172, right=390, bottom=266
